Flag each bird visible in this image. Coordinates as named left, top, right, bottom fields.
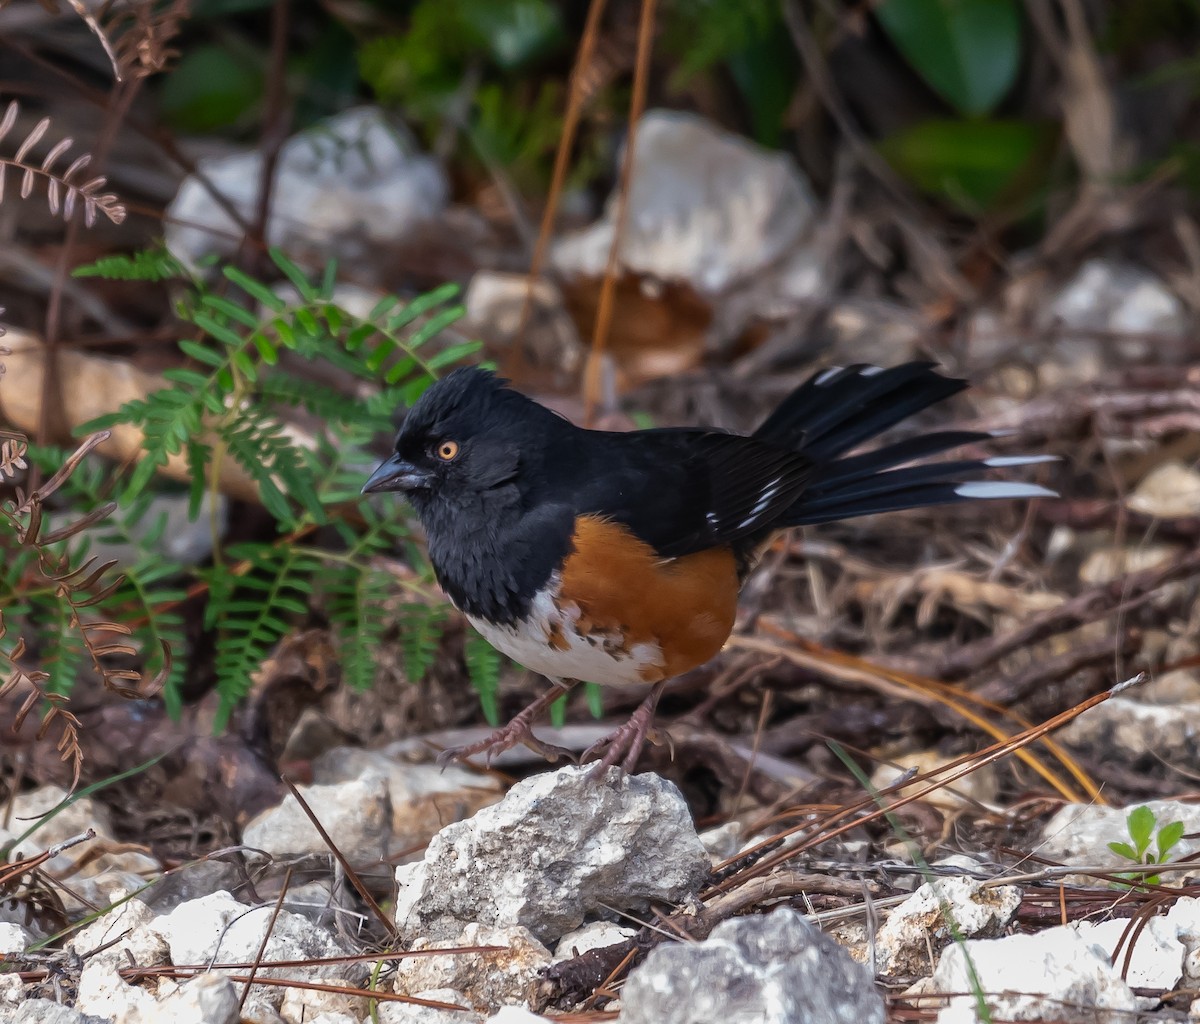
left=363, top=362, right=1056, bottom=772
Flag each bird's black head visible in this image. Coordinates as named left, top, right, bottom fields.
left=363, top=367, right=576, bottom=624
left=362, top=367, right=557, bottom=519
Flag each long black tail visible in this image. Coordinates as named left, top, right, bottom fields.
left=754, top=363, right=1055, bottom=526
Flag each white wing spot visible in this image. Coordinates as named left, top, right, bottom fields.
left=861, top=365, right=886, bottom=376
left=814, top=367, right=843, bottom=385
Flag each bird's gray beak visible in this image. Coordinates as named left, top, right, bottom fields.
left=362, top=453, right=432, bottom=494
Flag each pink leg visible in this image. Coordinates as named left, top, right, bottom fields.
left=436, top=682, right=576, bottom=769
left=581, top=680, right=668, bottom=776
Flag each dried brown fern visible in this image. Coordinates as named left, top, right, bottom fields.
left=0, top=624, right=84, bottom=790
left=0, top=101, right=126, bottom=226
left=1, top=432, right=174, bottom=790
left=107, top=0, right=189, bottom=80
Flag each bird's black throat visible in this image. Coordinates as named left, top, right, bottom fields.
left=412, top=485, right=575, bottom=627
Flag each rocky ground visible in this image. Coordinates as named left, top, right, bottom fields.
left=5, top=750, right=1200, bottom=1023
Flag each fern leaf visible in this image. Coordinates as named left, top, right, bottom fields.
left=73, top=247, right=185, bottom=281
left=464, top=629, right=502, bottom=726
left=326, top=565, right=390, bottom=692
left=396, top=602, right=446, bottom=684
left=209, top=545, right=321, bottom=730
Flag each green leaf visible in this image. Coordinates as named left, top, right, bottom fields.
left=879, top=117, right=1048, bottom=211
left=252, top=334, right=279, bottom=365
left=193, top=312, right=247, bottom=351
left=202, top=294, right=261, bottom=328
left=585, top=682, right=604, bottom=719
left=876, top=0, right=1021, bottom=116
left=231, top=349, right=258, bottom=383
left=549, top=691, right=568, bottom=729
left=1128, top=805, right=1156, bottom=851
left=465, top=630, right=501, bottom=726
left=425, top=340, right=483, bottom=371
left=1157, top=820, right=1186, bottom=857
left=270, top=248, right=316, bottom=300
left=457, top=0, right=563, bottom=70
left=223, top=266, right=287, bottom=312
left=178, top=339, right=225, bottom=367
left=1108, top=841, right=1137, bottom=861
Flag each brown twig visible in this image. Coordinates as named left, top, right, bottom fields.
left=582, top=0, right=658, bottom=423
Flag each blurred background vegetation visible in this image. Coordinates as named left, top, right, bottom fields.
left=144, top=0, right=1200, bottom=226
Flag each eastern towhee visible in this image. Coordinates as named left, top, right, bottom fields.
left=363, top=363, right=1055, bottom=771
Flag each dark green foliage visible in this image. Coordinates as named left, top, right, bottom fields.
left=359, top=0, right=571, bottom=192
left=23, top=246, right=504, bottom=724
left=876, top=0, right=1022, bottom=117
left=663, top=0, right=796, bottom=147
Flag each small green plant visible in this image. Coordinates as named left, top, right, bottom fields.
left=1107, top=805, right=1186, bottom=887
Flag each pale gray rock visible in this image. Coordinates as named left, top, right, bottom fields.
left=70, top=900, right=171, bottom=1022
left=2, top=1001, right=110, bottom=1024
left=698, top=822, right=742, bottom=862
left=151, top=973, right=241, bottom=1024
left=0, top=922, right=29, bottom=955
left=874, top=877, right=1022, bottom=977
left=166, top=107, right=448, bottom=272
left=313, top=746, right=502, bottom=857
left=485, top=1010, right=551, bottom=1023
left=620, top=908, right=883, bottom=1024
left=151, top=890, right=360, bottom=1020
left=393, top=924, right=551, bottom=1014
left=153, top=891, right=350, bottom=975
left=393, top=766, right=709, bottom=945
left=0, top=785, right=160, bottom=882
left=1061, top=697, right=1200, bottom=770
left=378, top=989, right=481, bottom=1023
left=552, top=110, right=817, bottom=294
left=1074, top=917, right=1184, bottom=990
left=0, top=973, right=25, bottom=1008
left=241, top=772, right=391, bottom=865
left=553, top=921, right=635, bottom=962
left=1039, top=258, right=1186, bottom=339
left=932, top=928, right=1141, bottom=1024
left=1034, top=259, right=1187, bottom=388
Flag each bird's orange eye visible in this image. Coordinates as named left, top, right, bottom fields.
left=435, top=440, right=459, bottom=461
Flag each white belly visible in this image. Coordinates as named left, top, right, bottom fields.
left=465, top=584, right=664, bottom=686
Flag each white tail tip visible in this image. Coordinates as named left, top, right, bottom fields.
left=983, top=455, right=1060, bottom=468
left=955, top=481, right=1057, bottom=500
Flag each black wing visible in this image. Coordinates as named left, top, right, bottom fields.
left=556, top=429, right=814, bottom=559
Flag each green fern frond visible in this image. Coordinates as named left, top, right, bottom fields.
left=326, top=565, right=391, bottom=692
left=208, top=543, right=322, bottom=730
left=395, top=601, right=446, bottom=684
left=73, top=247, right=187, bottom=282
left=115, top=557, right=188, bottom=717
left=464, top=629, right=502, bottom=726
left=41, top=594, right=85, bottom=696
left=224, top=410, right=325, bottom=526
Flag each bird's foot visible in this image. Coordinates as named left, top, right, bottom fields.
left=436, top=683, right=575, bottom=770
left=581, top=681, right=667, bottom=778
